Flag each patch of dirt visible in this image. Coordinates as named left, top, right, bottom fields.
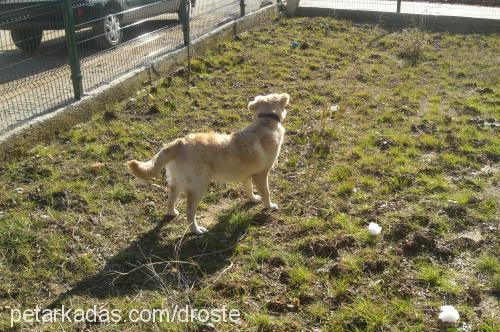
left=355, top=73, right=367, bottom=83
left=103, top=109, right=117, bottom=122
left=146, top=104, right=160, bottom=115
left=50, top=190, right=88, bottom=212
left=376, top=137, right=396, bottom=150
left=298, top=292, right=316, bottom=305
left=107, top=144, right=123, bottom=156
left=27, top=188, right=50, bottom=207
left=267, top=256, right=287, bottom=268
left=336, top=235, right=357, bottom=249
left=12, top=163, right=53, bottom=184
left=384, top=221, right=414, bottom=241
left=448, top=230, right=484, bottom=252
left=463, top=105, right=480, bottom=115
left=301, top=238, right=339, bottom=258
left=476, top=295, right=500, bottom=320
left=476, top=87, right=493, bottom=94
left=411, top=120, right=436, bottom=134
left=279, top=270, right=290, bottom=284
left=252, top=211, right=275, bottom=225
left=362, top=259, right=389, bottom=273
left=468, top=116, right=499, bottom=128
left=343, top=317, right=369, bottom=331
left=465, top=286, right=482, bottom=306
left=399, top=232, right=453, bottom=259
left=451, top=237, right=482, bottom=250
left=213, top=280, right=246, bottom=297
left=196, top=198, right=233, bottom=229
left=443, top=204, right=467, bottom=218
left=266, top=297, right=300, bottom=313
left=316, top=261, right=352, bottom=279
left=300, top=235, right=357, bottom=259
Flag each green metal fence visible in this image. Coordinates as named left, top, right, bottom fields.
left=0, top=0, right=271, bottom=134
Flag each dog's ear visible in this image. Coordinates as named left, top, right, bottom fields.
left=279, top=93, right=290, bottom=108
left=248, top=96, right=264, bottom=112
left=248, top=100, right=258, bottom=112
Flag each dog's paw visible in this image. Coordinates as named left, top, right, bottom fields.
left=191, top=226, right=208, bottom=235
left=166, top=208, right=179, bottom=218
left=266, top=202, right=279, bottom=210
left=249, top=194, right=262, bottom=203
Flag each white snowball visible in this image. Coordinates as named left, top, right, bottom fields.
left=439, top=305, right=459, bottom=323
left=368, top=222, right=382, bottom=235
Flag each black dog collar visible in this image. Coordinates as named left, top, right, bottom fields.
left=257, top=113, right=281, bottom=122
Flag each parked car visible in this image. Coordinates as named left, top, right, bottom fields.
left=0, top=0, right=190, bottom=52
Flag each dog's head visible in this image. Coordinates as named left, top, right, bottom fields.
left=248, top=93, right=290, bottom=121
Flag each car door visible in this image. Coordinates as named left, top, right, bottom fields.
left=123, top=0, right=171, bottom=22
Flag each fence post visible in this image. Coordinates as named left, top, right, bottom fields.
left=62, top=0, right=83, bottom=100
left=397, top=0, right=401, bottom=13
left=180, top=0, right=190, bottom=46
left=240, top=0, right=246, bottom=17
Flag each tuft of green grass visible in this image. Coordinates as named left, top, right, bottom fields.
left=328, top=164, right=353, bottom=182
left=224, top=211, right=253, bottom=235
left=108, top=184, right=136, bottom=203
left=399, top=28, right=428, bottom=65
left=417, top=264, right=442, bottom=286
left=476, top=255, right=500, bottom=275
left=336, top=181, right=355, bottom=197
left=289, top=266, right=314, bottom=287
left=306, top=302, right=329, bottom=321
left=296, top=217, right=324, bottom=232
left=247, top=313, right=274, bottom=331
left=251, top=247, right=272, bottom=264
left=439, top=152, right=468, bottom=168
left=334, top=298, right=390, bottom=330
left=418, top=134, right=443, bottom=150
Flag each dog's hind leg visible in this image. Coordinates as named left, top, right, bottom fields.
left=186, top=186, right=208, bottom=234
left=243, top=178, right=261, bottom=203
left=253, top=171, right=278, bottom=210
left=166, top=184, right=179, bottom=217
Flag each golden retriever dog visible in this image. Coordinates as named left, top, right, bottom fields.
left=127, top=93, right=290, bottom=234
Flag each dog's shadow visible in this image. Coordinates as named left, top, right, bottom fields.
left=49, top=203, right=272, bottom=307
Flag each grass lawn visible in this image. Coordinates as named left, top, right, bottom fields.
left=0, top=16, right=499, bottom=331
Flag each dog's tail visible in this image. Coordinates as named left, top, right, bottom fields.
left=127, top=140, right=182, bottom=180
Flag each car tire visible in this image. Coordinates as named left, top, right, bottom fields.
left=93, top=6, right=124, bottom=49
left=11, top=28, right=43, bottom=53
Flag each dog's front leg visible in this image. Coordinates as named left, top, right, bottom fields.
left=243, top=178, right=261, bottom=203
left=253, top=171, right=278, bottom=210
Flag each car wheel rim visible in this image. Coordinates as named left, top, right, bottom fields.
left=104, top=14, right=121, bottom=44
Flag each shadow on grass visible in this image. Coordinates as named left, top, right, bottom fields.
left=48, top=202, right=273, bottom=307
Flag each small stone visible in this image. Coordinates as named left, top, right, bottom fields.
left=14, top=187, right=24, bottom=194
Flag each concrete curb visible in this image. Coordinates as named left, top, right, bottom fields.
left=0, top=5, right=277, bottom=158
left=285, top=0, right=301, bottom=17
left=297, top=7, right=500, bottom=33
